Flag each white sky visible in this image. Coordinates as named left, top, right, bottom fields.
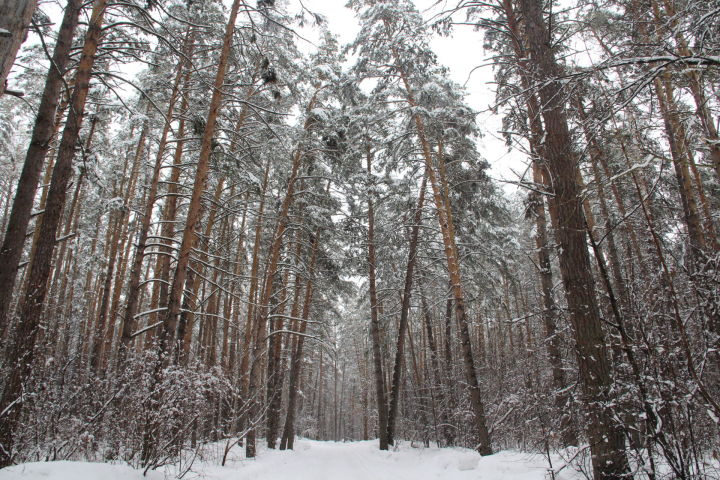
left=293, top=0, right=526, bottom=193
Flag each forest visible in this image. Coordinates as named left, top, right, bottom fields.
left=0, top=0, right=718, bottom=479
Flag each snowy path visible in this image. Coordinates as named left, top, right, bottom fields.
left=0, top=438, right=579, bottom=479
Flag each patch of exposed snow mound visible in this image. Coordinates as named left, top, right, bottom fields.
left=456, top=455, right=478, bottom=471
left=0, top=461, right=164, bottom=480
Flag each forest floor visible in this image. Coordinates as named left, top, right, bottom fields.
left=0, top=438, right=585, bottom=479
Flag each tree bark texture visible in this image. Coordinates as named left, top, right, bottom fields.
left=0, top=0, right=81, bottom=333
left=0, top=0, right=36, bottom=94
left=517, top=0, right=631, bottom=476
left=0, top=0, right=107, bottom=466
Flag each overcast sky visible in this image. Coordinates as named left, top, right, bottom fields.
left=293, top=0, right=526, bottom=193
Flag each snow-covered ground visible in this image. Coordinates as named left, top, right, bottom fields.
left=0, top=438, right=582, bottom=479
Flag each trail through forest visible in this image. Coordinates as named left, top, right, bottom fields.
left=1, top=0, right=719, bottom=478
left=0, top=438, right=580, bottom=480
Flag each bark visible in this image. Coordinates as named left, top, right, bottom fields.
left=224, top=190, right=250, bottom=375
left=501, top=4, right=577, bottom=437
left=0, top=0, right=81, bottom=332
left=404, top=305, right=431, bottom=446
left=654, top=78, right=707, bottom=257
left=267, top=233, right=303, bottom=448
left=418, top=282, right=454, bottom=446
left=148, top=69, right=192, bottom=347
left=496, top=8, right=574, bottom=439
left=245, top=93, right=320, bottom=458
left=46, top=115, right=95, bottom=324
left=280, top=234, right=319, bottom=450
left=532, top=158, right=577, bottom=447
left=141, top=0, right=241, bottom=464
left=386, top=174, right=426, bottom=445
left=176, top=178, right=225, bottom=364
left=42, top=119, right=94, bottom=357
left=0, top=0, right=36, bottom=94
left=118, top=33, right=193, bottom=362
left=366, top=146, right=389, bottom=451
left=160, top=0, right=242, bottom=356
left=577, top=99, right=648, bottom=277
left=238, top=159, right=272, bottom=402
left=0, top=0, right=107, bottom=465
left=200, top=218, right=226, bottom=367
left=517, top=0, right=630, bottom=476
left=91, top=122, right=146, bottom=371
left=656, top=0, right=720, bottom=181
left=178, top=92, right=257, bottom=365
left=396, top=66, right=493, bottom=455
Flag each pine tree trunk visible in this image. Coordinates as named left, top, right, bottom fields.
left=0, top=0, right=107, bottom=465
left=365, top=147, right=389, bottom=451
left=654, top=78, right=708, bottom=257
left=532, top=159, right=577, bottom=447
left=496, top=4, right=577, bottom=445
left=418, top=283, right=454, bottom=446
left=280, top=235, right=319, bottom=450
left=387, top=175, right=426, bottom=445
left=118, top=34, right=193, bottom=362
left=148, top=69, right=192, bottom=347
left=177, top=178, right=225, bottom=364
left=238, top=159, right=271, bottom=406
left=266, top=273, right=298, bottom=448
left=140, top=0, right=242, bottom=465
left=225, top=190, right=250, bottom=375
left=92, top=122, right=146, bottom=371
left=396, top=66, right=493, bottom=455
left=45, top=116, right=95, bottom=331
left=160, top=0, right=242, bottom=357
left=0, top=0, right=36, bottom=95
left=245, top=93, right=320, bottom=458
left=517, top=0, right=631, bottom=476
left=656, top=0, right=720, bottom=181
left=267, top=233, right=303, bottom=449
left=0, top=0, right=82, bottom=332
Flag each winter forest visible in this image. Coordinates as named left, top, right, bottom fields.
left=0, top=0, right=718, bottom=478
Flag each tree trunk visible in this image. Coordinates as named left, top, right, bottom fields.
left=418, top=282, right=454, bottom=446
left=148, top=68, right=192, bottom=347
left=280, top=234, right=319, bottom=450
left=495, top=5, right=577, bottom=445
left=654, top=77, right=707, bottom=257
left=245, top=93, right=320, bottom=458
left=517, top=0, right=631, bottom=476
left=267, top=233, right=303, bottom=449
left=91, top=122, right=146, bottom=371
left=387, top=174, right=426, bottom=445
left=0, top=0, right=81, bottom=332
left=238, top=159, right=271, bottom=404
left=656, top=0, right=720, bottom=181
left=140, top=0, right=242, bottom=464
left=0, top=0, right=36, bottom=95
left=396, top=65, right=493, bottom=455
left=0, top=0, right=107, bottom=465
left=176, top=178, right=225, bottom=364
left=365, top=146, right=389, bottom=451
left=118, top=32, right=193, bottom=362
left=160, top=0, right=242, bottom=356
